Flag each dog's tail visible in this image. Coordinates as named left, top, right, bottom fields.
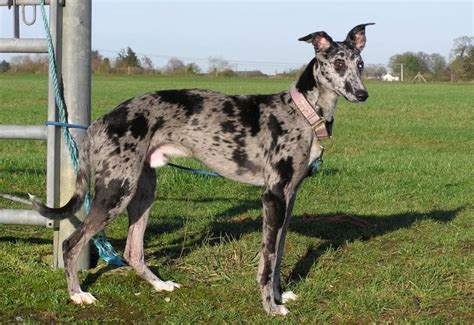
left=29, top=133, right=91, bottom=220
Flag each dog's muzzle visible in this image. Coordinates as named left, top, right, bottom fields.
left=355, top=89, right=368, bottom=102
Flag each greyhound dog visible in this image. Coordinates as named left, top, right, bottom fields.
left=30, top=23, right=374, bottom=315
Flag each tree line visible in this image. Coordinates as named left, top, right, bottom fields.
left=387, top=36, right=473, bottom=81
left=0, top=47, right=237, bottom=76
left=1, top=36, right=472, bottom=81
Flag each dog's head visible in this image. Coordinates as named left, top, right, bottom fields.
left=299, top=23, right=375, bottom=102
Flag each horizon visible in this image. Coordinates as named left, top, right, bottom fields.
left=1, top=1, right=473, bottom=74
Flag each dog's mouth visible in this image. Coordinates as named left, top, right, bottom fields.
left=335, top=91, right=353, bottom=102
left=337, top=90, right=368, bottom=103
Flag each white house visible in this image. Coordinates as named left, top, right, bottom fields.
left=382, top=73, right=400, bottom=82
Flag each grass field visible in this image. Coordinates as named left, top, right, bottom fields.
left=0, top=73, right=473, bottom=323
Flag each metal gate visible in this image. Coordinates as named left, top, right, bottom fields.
left=0, top=0, right=91, bottom=270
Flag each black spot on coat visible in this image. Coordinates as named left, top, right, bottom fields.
left=223, top=101, right=234, bottom=116
left=129, top=114, right=148, bottom=139
left=296, top=58, right=317, bottom=94
left=274, top=157, right=294, bottom=188
left=238, top=97, right=263, bottom=136
left=151, top=116, right=165, bottom=133
left=156, top=89, right=204, bottom=117
left=221, top=120, right=236, bottom=133
left=344, top=80, right=353, bottom=94
left=268, top=114, right=283, bottom=150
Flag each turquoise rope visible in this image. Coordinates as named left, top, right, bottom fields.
left=40, top=0, right=126, bottom=266
left=167, top=163, right=221, bottom=177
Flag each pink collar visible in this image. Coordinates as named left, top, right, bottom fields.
left=289, top=86, right=330, bottom=140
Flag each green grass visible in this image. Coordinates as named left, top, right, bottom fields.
left=0, top=73, right=473, bottom=323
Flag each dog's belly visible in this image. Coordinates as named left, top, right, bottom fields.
left=147, top=144, right=265, bottom=186
left=195, top=154, right=265, bottom=186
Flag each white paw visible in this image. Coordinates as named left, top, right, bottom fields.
left=152, top=280, right=181, bottom=292
left=282, top=291, right=298, bottom=303
left=266, top=302, right=290, bottom=316
left=70, top=292, right=97, bottom=305
left=274, top=304, right=290, bottom=316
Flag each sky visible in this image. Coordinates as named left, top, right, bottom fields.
left=0, top=0, right=473, bottom=74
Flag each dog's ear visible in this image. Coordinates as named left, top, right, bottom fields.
left=344, top=23, right=375, bottom=51
left=298, top=31, right=334, bottom=52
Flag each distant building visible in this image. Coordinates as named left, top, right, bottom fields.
left=382, top=73, right=400, bottom=82
left=235, top=70, right=267, bottom=77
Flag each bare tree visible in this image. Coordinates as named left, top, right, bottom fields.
left=185, top=62, right=201, bottom=75
left=428, top=53, right=449, bottom=80
left=91, top=50, right=103, bottom=72
left=449, top=36, right=474, bottom=81
left=164, top=57, right=185, bottom=74
left=364, top=64, right=387, bottom=79
left=208, top=56, right=231, bottom=76
left=141, top=56, right=154, bottom=72
left=450, top=36, right=473, bottom=60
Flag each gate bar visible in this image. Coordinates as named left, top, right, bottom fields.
left=0, top=38, right=47, bottom=53
left=0, top=209, right=51, bottom=227
left=0, top=125, right=47, bottom=140
left=0, top=0, right=64, bottom=6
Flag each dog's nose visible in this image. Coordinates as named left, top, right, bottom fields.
left=355, top=90, right=368, bottom=102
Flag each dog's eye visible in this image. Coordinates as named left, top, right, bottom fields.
left=358, top=62, right=364, bottom=70
left=334, top=60, right=346, bottom=70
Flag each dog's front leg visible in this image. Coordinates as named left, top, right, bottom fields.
left=257, top=187, right=296, bottom=316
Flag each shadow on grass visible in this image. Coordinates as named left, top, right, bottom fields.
left=140, top=197, right=463, bottom=262
left=146, top=203, right=463, bottom=284
left=72, top=197, right=463, bottom=288
left=0, top=236, right=51, bottom=245
left=286, top=208, right=463, bottom=283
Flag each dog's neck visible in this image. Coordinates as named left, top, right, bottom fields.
left=295, top=58, right=339, bottom=122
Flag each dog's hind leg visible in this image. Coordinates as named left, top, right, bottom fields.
left=124, top=164, right=181, bottom=292
left=63, top=178, right=138, bottom=305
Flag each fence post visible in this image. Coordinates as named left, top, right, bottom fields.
left=52, top=0, right=92, bottom=270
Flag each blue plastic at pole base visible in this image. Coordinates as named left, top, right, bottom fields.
left=93, top=231, right=128, bottom=266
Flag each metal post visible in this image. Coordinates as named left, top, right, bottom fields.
left=46, top=0, right=63, bottom=268
left=52, top=0, right=91, bottom=270
left=13, top=3, right=20, bottom=38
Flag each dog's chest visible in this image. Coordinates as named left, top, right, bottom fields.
left=308, top=140, right=323, bottom=166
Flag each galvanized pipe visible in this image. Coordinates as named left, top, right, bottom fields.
left=53, top=0, right=91, bottom=270
left=0, top=125, right=47, bottom=140
left=13, top=2, right=20, bottom=38
left=0, top=38, right=47, bottom=53
left=46, top=0, right=63, bottom=268
left=0, top=209, right=52, bottom=227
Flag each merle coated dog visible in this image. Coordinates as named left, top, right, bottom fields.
left=30, top=23, right=374, bottom=315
